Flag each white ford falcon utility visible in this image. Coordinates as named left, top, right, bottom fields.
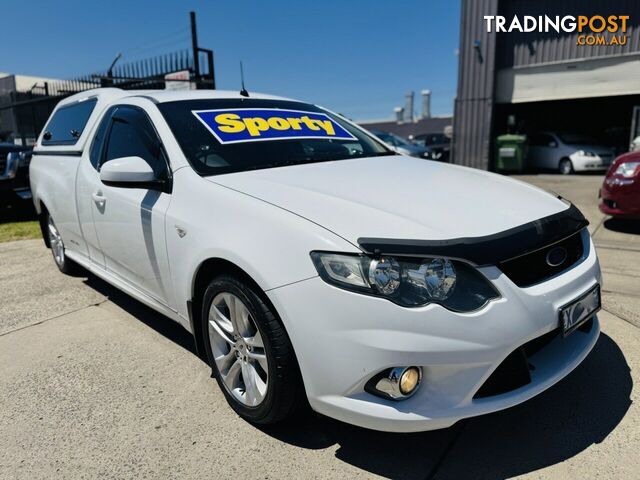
left=30, top=88, right=602, bottom=432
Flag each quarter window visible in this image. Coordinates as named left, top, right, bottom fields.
left=42, top=98, right=97, bottom=145
left=89, top=107, right=116, bottom=169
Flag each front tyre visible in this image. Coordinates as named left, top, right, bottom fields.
left=559, top=158, right=574, bottom=175
left=201, top=274, right=303, bottom=424
left=46, top=214, right=79, bottom=274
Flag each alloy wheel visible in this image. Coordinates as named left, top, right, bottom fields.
left=208, top=292, right=269, bottom=407
left=559, top=159, right=573, bottom=175
left=47, top=216, right=65, bottom=268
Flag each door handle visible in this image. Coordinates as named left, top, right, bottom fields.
left=92, top=191, right=106, bottom=207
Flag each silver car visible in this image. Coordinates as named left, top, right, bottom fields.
left=527, top=132, right=615, bottom=174
left=370, top=130, right=432, bottom=159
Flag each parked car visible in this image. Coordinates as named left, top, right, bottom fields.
left=599, top=151, right=640, bottom=219
left=31, top=88, right=601, bottom=433
left=414, top=132, right=451, bottom=162
left=526, top=132, right=615, bottom=174
left=0, top=143, right=33, bottom=200
left=369, top=130, right=432, bottom=158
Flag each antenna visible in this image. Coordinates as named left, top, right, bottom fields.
left=239, top=61, right=249, bottom=97
left=107, top=53, right=123, bottom=78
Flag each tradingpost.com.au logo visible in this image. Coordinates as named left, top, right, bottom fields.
left=484, top=15, right=630, bottom=46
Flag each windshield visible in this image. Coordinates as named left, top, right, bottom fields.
left=558, top=133, right=599, bottom=145
left=158, top=99, right=392, bottom=176
left=375, top=132, right=412, bottom=147
left=419, top=133, right=447, bottom=145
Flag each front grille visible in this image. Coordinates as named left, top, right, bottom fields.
left=0, top=154, right=7, bottom=174
left=474, top=319, right=593, bottom=399
left=498, top=230, right=584, bottom=288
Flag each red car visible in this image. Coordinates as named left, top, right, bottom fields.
left=599, top=151, right=640, bottom=219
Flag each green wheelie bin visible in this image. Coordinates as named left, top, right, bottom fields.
left=495, top=134, right=527, bottom=173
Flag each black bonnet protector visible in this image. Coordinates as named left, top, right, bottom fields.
left=358, top=203, right=589, bottom=266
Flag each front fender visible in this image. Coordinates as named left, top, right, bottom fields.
left=165, top=168, right=358, bottom=323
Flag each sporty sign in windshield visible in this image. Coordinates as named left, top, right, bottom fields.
left=159, top=99, right=392, bottom=175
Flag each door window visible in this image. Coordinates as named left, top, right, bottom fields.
left=102, top=106, right=168, bottom=178
left=529, top=133, right=554, bottom=147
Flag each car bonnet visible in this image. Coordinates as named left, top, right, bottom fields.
left=207, top=155, right=571, bottom=248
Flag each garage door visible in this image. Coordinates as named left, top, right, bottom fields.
left=496, top=54, right=640, bottom=104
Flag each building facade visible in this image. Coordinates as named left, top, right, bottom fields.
left=453, top=0, right=640, bottom=169
left=358, top=90, right=453, bottom=139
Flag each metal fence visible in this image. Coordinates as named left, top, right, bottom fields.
left=0, top=49, right=215, bottom=144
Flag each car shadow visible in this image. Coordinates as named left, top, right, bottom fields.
left=79, top=273, right=632, bottom=479
left=604, top=218, right=640, bottom=235
left=83, top=274, right=200, bottom=358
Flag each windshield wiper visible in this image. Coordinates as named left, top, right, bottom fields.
left=371, top=151, right=396, bottom=157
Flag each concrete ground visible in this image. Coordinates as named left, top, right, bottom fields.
left=0, top=174, right=638, bottom=479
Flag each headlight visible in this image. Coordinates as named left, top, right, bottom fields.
left=368, top=257, right=401, bottom=294
left=615, top=161, right=640, bottom=178
left=310, top=252, right=500, bottom=312
left=578, top=150, right=597, bottom=157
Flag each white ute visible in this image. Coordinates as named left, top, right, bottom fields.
left=30, top=88, right=602, bottom=432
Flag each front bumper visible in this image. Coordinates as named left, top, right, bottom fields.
left=570, top=154, right=611, bottom=172
left=599, top=178, right=640, bottom=218
left=267, top=231, right=601, bottom=432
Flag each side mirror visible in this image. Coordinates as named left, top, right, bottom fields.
left=100, top=156, right=163, bottom=190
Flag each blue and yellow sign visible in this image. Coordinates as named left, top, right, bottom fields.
left=192, top=108, right=357, bottom=144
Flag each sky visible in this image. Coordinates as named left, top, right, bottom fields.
left=0, top=0, right=461, bottom=121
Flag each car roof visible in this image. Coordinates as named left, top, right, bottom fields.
left=56, top=87, right=296, bottom=108
left=36, top=88, right=305, bottom=153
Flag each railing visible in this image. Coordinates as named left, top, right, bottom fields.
left=0, top=49, right=215, bottom=144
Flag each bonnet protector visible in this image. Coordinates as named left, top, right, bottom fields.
left=357, top=203, right=589, bottom=266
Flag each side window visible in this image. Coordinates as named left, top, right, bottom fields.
left=42, top=98, right=97, bottom=145
left=102, top=106, right=168, bottom=177
left=529, top=134, right=547, bottom=147
left=544, top=134, right=558, bottom=147
left=538, top=134, right=554, bottom=147
left=89, top=107, right=116, bottom=169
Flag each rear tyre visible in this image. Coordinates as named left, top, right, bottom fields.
left=559, top=158, right=574, bottom=175
left=201, top=274, right=303, bottom=424
left=46, top=214, right=79, bottom=275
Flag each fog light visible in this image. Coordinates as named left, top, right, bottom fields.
left=399, top=366, right=420, bottom=395
left=365, top=366, right=422, bottom=400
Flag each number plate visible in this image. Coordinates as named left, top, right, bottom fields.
left=559, top=284, right=601, bottom=337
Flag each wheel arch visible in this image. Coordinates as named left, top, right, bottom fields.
left=189, top=257, right=279, bottom=360
left=36, top=200, right=51, bottom=248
